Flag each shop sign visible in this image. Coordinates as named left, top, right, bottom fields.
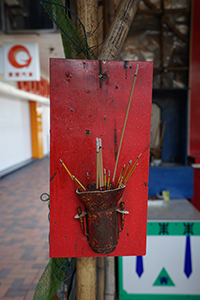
left=3, top=42, right=40, bottom=81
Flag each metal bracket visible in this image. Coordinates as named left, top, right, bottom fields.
left=117, top=202, right=129, bottom=232
left=116, top=208, right=129, bottom=214
left=74, top=211, right=87, bottom=219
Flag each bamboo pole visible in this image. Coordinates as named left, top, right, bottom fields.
left=75, top=2, right=98, bottom=299
left=98, top=0, right=141, bottom=60
left=75, top=1, right=141, bottom=299
left=76, top=257, right=96, bottom=300
left=97, top=2, right=141, bottom=300
left=76, top=0, right=99, bottom=56
left=97, top=257, right=105, bottom=300
left=104, top=257, right=116, bottom=300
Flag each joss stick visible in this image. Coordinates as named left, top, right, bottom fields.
left=158, top=122, right=166, bottom=149
left=99, top=138, right=104, bottom=188
left=96, top=138, right=100, bottom=189
left=123, top=163, right=139, bottom=184
left=117, top=164, right=126, bottom=186
left=123, top=153, right=142, bottom=184
left=72, top=176, right=86, bottom=191
left=119, top=176, right=124, bottom=188
left=104, top=169, right=106, bottom=187
left=121, top=160, right=132, bottom=184
left=112, top=64, right=139, bottom=182
left=60, top=159, right=73, bottom=179
left=60, top=159, right=86, bottom=191
left=118, top=160, right=132, bottom=187
left=107, top=170, right=110, bottom=189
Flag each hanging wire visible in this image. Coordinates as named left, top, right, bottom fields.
left=39, top=192, right=75, bottom=299
left=90, top=40, right=104, bottom=53
left=87, top=16, right=103, bottom=37
left=42, top=0, right=88, bottom=47
left=52, top=258, right=73, bottom=282
left=52, top=258, right=74, bottom=300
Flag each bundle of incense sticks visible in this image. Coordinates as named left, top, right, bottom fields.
left=60, top=150, right=142, bottom=192
left=60, top=64, right=142, bottom=192
left=95, top=136, right=142, bottom=190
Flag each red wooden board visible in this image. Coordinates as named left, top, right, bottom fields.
left=50, top=59, right=153, bottom=257
left=189, top=0, right=200, bottom=157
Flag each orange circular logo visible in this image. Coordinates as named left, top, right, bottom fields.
left=8, top=45, right=32, bottom=68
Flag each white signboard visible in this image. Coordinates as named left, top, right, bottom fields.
left=122, top=236, right=200, bottom=296
left=3, top=42, right=40, bottom=81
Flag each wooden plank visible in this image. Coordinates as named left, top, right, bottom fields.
left=49, top=59, right=153, bottom=257
left=163, top=16, right=189, bottom=44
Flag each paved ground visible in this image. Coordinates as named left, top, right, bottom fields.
left=0, top=157, right=50, bottom=300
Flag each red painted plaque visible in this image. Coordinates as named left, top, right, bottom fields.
left=50, top=59, right=153, bottom=257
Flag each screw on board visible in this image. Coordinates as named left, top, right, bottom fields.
left=85, top=129, right=90, bottom=135
left=99, top=60, right=108, bottom=88
left=99, top=72, right=108, bottom=80
left=66, top=72, right=72, bottom=82
left=124, top=61, right=128, bottom=79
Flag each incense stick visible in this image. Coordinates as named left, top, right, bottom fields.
left=60, top=159, right=73, bottom=179
left=118, top=160, right=132, bottom=187
left=112, top=64, right=139, bottom=182
left=123, top=153, right=142, bottom=184
left=121, top=160, right=132, bottom=183
left=60, top=159, right=86, bottom=190
left=118, top=176, right=124, bottom=188
left=107, top=170, right=110, bottom=189
left=72, top=176, right=86, bottom=191
left=104, top=169, right=106, bottom=187
left=117, top=164, right=126, bottom=186
left=96, top=138, right=100, bottom=189
left=99, top=138, right=104, bottom=188
left=123, top=163, right=139, bottom=184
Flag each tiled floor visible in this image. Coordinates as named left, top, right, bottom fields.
left=0, top=157, right=50, bottom=300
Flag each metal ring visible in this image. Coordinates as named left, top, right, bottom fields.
left=40, top=193, right=50, bottom=202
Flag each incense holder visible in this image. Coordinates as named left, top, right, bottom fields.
left=75, top=185, right=128, bottom=254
